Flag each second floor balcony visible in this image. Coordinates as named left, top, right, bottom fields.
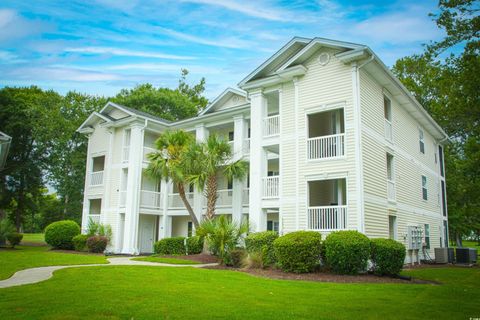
left=263, top=114, right=280, bottom=137
left=307, top=108, right=345, bottom=160
left=262, top=175, right=280, bottom=199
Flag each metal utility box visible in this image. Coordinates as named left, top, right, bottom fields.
left=456, top=248, right=477, bottom=264
left=434, top=248, right=448, bottom=263
left=407, top=226, right=423, bottom=250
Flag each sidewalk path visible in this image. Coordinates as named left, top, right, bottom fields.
left=0, top=257, right=218, bottom=289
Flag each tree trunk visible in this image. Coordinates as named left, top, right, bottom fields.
left=205, top=175, right=218, bottom=220
left=177, top=183, right=200, bottom=228
left=62, top=194, right=69, bottom=220
left=455, top=233, right=463, bottom=247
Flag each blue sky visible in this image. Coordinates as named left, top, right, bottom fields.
left=0, top=0, right=444, bottom=99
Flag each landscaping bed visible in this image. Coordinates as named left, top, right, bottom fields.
left=153, top=253, right=218, bottom=264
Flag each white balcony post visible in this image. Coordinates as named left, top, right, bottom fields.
left=101, top=129, right=114, bottom=225
left=81, top=134, right=93, bottom=233
left=232, top=115, right=246, bottom=222
left=159, top=179, right=172, bottom=239
left=249, top=90, right=267, bottom=231
left=194, top=124, right=209, bottom=221
left=122, top=121, right=145, bottom=254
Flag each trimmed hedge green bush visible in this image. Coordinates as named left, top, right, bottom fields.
left=86, top=235, right=108, bottom=253
left=6, top=232, right=23, bottom=248
left=186, top=236, right=204, bottom=254
left=44, top=220, right=80, bottom=250
left=245, top=231, right=278, bottom=266
left=273, top=231, right=322, bottom=273
left=72, top=234, right=89, bottom=251
left=324, top=230, right=370, bottom=275
left=370, top=238, right=406, bottom=276
left=154, top=237, right=185, bottom=255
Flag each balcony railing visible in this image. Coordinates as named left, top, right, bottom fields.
left=262, top=176, right=279, bottom=198
left=308, top=205, right=347, bottom=231
left=119, top=191, right=126, bottom=207
left=90, top=171, right=104, bottom=186
left=216, top=189, right=233, bottom=207
left=307, top=133, right=345, bottom=160
left=243, top=188, right=249, bottom=205
left=385, top=119, right=393, bottom=142
left=387, top=179, right=396, bottom=201
left=140, top=190, right=162, bottom=209
left=168, top=192, right=194, bottom=208
left=143, top=146, right=156, bottom=162
left=263, top=115, right=280, bottom=137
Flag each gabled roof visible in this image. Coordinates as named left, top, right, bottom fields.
left=77, top=112, right=113, bottom=133
left=100, top=102, right=172, bottom=124
left=0, top=131, right=12, bottom=142
left=238, top=37, right=310, bottom=87
left=198, top=88, right=247, bottom=116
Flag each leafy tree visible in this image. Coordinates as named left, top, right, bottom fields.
left=0, top=86, right=63, bottom=231
left=112, top=70, right=208, bottom=121
left=185, top=134, right=249, bottom=220
left=146, top=130, right=200, bottom=227
left=393, top=0, right=480, bottom=246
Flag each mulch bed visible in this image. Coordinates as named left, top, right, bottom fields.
left=204, top=265, right=439, bottom=284
left=159, top=253, right=219, bottom=264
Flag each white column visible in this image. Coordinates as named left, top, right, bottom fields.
left=81, top=133, right=93, bottom=233
left=159, top=179, right=171, bottom=239
left=232, top=115, right=246, bottom=222
left=101, top=129, right=114, bottom=225
left=249, top=90, right=267, bottom=231
left=121, top=121, right=145, bottom=254
left=193, top=124, right=209, bottom=222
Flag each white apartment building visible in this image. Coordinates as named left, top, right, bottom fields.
left=78, top=37, right=449, bottom=260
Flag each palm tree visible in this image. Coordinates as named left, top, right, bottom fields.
left=185, top=133, right=249, bottom=220
left=146, top=130, right=200, bottom=228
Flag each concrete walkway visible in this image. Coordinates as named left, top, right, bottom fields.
left=0, top=257, right=218, bottom=289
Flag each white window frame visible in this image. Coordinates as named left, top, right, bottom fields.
left=422, top=175, right=428, bottom=200
left=419, top=128, right=425, bottom=154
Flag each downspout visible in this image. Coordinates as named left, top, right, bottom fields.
left=352, top=53, right=374, bottom=234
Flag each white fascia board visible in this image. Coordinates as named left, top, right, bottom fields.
left=238, top=37, right=311, bottom=88
left=171, top=103, right=250, bottom=129
left=76, top=112, right=112, bottom=133
left=198, top=87, right=247, bottom=116
left=278, top=38, right=365, bottom=72
left=241, top=65, right=307, bottom=91
left=0, top=131, right=12, bottom=141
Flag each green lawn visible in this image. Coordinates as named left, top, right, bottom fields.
left=0, top=245, right=108, bottom=280
left=0, top=264, right=478, bottom=319
left=132, top=256, right=201, bottom=265
left=21, top=233, right=46, bottom=244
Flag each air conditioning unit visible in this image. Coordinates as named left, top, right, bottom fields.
left=434, top=248, right=448, bottom=263
left=456, top=248, right=477, bottom=264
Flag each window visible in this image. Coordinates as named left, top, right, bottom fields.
left=424, top=224, right=430, bottom=249
left=267, top=221, right=279, bottom=232
left=227, top=179, right=233, bottom=190
left=228, top=131, right=234, bottom=141
left=441, top=181, right=447, bottom=216
left=386, top=153, right=394, bottom=181
left=438, top=145, right=445, bottom=177
left=388, top=216, right=397, bottom=240
left=187, top=221, right=193, bottom=237
left=422, top=175, right=428, bottom=200
left=419, top=129, right=425, bottom=154
left=384, top=96, right=392, bottom=121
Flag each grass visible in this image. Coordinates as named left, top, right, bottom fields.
left=132, top=256, right=201, bottom=265
left=0, top=266, right=478, bottom=319
left=21, top=233, right=46, bottom=244
left=0, top=245, right=108, bottom=280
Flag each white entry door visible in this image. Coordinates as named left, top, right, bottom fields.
left=139, top=215, right=155, bottom=253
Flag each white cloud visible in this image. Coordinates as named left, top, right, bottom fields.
left=154, top=27, right=255, bottom=49
left=0, top=50, right=26, bottom=63
left=106, top=63, right=221, bottom=74
left=0, top=9, right=53, bottom=42
left=4, top=66, right=121, bottom=82
left=64, top=47, right=195, bottom=60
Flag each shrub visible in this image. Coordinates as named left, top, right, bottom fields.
left=0, top=218, right=15, bottom=246
left=242, top=251, right=264, bottom=269
left=86, top=235, right=108, bottom=253
left=86, top=219, right=112, bottom=243
left=44, top=220, right=80, bottom=250
left=7, top=232, right=23, bottom=248
left=324, top=230, right=370, bottom=275
left=186, top=236, right=204, bottom=254
left=72, top=234, right=89, bottom=251
left=154, top=237, right=186, bottom=255
left=273, top=231, right=322, bottom=273
left=370, top=238, right=406, bottom=276
left=245, top=231, right=278, bottom=266
left=228, top=248, right=247, bottom=268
